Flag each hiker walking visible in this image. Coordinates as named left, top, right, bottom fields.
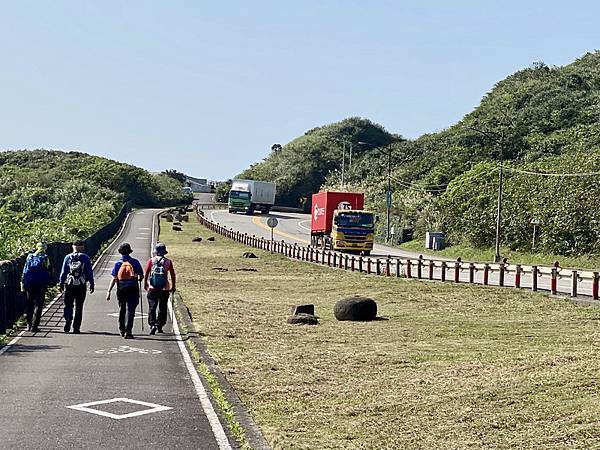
left=143, top=243, right=176, bottom=335
left=106, top=243, right=144, bottom=339
left=59, top=240, right=95, bottom=333
left=21, top=242, right=53, bottom=332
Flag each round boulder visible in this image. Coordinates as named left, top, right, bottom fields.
left=334, top=296, right=377, bottom=322
left=192, top=237, right=203, bottom=242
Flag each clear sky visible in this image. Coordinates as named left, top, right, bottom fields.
left=1, top=1, right=598, bottom=180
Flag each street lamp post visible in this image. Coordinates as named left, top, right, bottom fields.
left=358, top=141, right=394, bottom=243
left=341, top=140, right=346, bottom=187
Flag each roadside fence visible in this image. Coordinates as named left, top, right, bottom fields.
left=195, top=202, right=227, bottom=210
left=0, top=202, right=132, bottom=334
left=195, top=209, right=599, bottom=301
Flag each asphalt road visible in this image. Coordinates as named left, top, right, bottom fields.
left=0, top=209, right=232, bottom=450
left=208, top=208, right=597, bottom=299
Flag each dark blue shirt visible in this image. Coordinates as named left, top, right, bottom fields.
left=59, top=252, right=94, bottom=286
left=111, top=255, right=144, bottom=278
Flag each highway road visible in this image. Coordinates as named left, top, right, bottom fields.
left=0, top=209, right=233, bottom=450
left=203, top=207, right=597, bottom=300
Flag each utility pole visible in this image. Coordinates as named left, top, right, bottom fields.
left=386, top=146, right=392, bottom=243
left=494, top=157, right=503, bottom=262
left=463, top=126, right=505, bottom=263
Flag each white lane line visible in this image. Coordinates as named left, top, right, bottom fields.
left=153, top=211, right=232, bottom=449
left=0, top=212, right=133, bottom=357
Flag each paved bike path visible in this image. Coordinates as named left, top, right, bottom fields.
left=0, top=209, right=232, bottom=449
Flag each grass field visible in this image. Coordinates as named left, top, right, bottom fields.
left=163, top=218, right=600, bottom=449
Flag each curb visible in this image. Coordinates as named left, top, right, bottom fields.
left=172, top=294, right=271, bottom=450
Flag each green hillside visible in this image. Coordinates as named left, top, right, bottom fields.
left=236, top=51, right=600, bottom=256
left=0, top=149, right=190, bottom=259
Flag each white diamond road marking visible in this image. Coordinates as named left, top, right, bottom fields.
left=107, top=312, right=148, bottom=319
left=95, top=345, right=162, bottom=355
left=66, top=398, right=172, bottom=420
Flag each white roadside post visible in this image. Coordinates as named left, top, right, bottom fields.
left=529, top=218, right=540, bottom=250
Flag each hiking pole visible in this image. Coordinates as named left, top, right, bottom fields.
left=170, top=290, right=175, bottom=326
left=139, top=280, right=144, bottom=332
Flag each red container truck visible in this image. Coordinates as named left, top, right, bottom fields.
left=310, top=192, right=375, bottom=255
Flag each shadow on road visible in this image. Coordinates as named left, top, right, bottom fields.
left=5, top=344, right=62, bottom=355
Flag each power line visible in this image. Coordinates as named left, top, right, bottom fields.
left=503, top=166, right=600, bottom=177
left=387, top=167, right=497, bottom=193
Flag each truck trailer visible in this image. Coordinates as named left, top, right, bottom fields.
left=228, top=179, right=276, bottom=215
left=310, top=191, right=375, bottom=255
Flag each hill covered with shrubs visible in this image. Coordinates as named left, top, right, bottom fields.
left=0, top=149, right=190, bottom=259
left=235, top=51, right=600, bottom=256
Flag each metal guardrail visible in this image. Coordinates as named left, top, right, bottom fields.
left=195, top=208, right=600, bottom=301
left=194, top=202, right=228, bottom=210
left=0, top=202, right=132, bottom=334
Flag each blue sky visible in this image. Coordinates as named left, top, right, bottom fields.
left=1, top=1, right=598, bottom=180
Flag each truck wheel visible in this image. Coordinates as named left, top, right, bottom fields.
left=362, top=250, right=371, bottom=256
left=247, top=206, right=255, bottom=215
left=263, top=208, right=270, bottom=215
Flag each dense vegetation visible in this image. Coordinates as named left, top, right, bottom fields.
left=0, top=150, right=190, bottom=259
left=236, top=51, right=600, bottom=256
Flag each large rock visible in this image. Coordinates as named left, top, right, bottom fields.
left=192, top=237, right=203, bottom=242
left=242, top=252, right=257, bottom=258
left=334, top=296, right=377, bottom=321
left=287, top=313, right=319, bottom=325
left=291, top=304, right=314, bottom=316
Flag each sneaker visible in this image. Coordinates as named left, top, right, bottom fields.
left=149, top=326, right=157, bottom=335
left=73, top=329, right=80, bottom=334
left=27, top=324, right=32, bottom=331
left=64, top=321, right=71, bottom=333
left=124, top=333, right=134, bottom=339
left=157, top=327, right=164, bottom=334
left=31, top=327, right=40, bottom=333
left=120, top=331, right=126, bottom=337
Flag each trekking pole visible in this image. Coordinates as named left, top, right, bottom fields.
left=139, top=281, right=144, bottom=332
left=170, top=290, right=175, bottom=328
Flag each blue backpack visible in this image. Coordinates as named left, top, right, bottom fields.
left=150, top=257, right=167, bottom=289
left=23, top=253, right=52, bottom=288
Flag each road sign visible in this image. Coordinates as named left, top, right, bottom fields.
left=529, top=218, right=540, bottom=225
left=267, top=217, right=278, bottom=228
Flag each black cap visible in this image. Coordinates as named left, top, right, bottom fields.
left=155, top=243, right=168, bottom=255
left=73, top=240, right=85, bottom=247
left=118, top=242, right=133, bottom=255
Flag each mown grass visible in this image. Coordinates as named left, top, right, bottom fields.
left=163, top=218, right=600, bottom=449
left=398, top=239, right=600, bottom=271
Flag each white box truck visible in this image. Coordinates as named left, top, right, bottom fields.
left=228, top=179, right=276, bottom=215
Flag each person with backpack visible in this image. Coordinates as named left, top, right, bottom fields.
left=59, top=240, right=95, bottom=333
left=21, top=242, right=53, bottom=332
left=143, top=243, right=176, bottom=335
left=106, top=243, right=144, bottom=339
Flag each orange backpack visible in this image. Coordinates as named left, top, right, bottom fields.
left=117, top=261, right=138, bottom=292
